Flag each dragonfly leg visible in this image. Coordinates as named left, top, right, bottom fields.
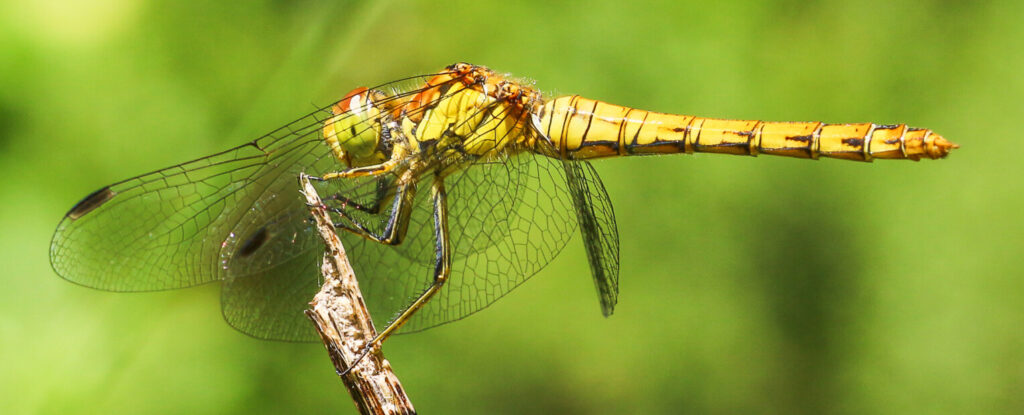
left=339, top=177, right=450, bottom=377
left=326, top=176, right=391, bottom=214
left=327, top=195, right=379, bottom=214
left=318, top=158, right=399, bottom=180
left=332, top=174, right=415, bottom=246
left=373, top=177, right=450, bottom=342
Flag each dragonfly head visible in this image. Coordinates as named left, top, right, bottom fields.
left=323, top=87, right=387, bottom=168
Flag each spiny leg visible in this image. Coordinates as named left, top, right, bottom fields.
left=318, top=158, right=401, bottom=181
left=376, top=177, right=450, bottom=340
left=316, top=152, right=404, bottom=234
left=332, top=171, right=416, bottom=246
left=327, top=176, right=392, bottom=214
left=341, top=177, right=450, bottom=375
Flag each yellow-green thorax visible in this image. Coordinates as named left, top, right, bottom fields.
left=323, top=65, right=548, bottom=173
left=404, top=82, right=530, bottom=160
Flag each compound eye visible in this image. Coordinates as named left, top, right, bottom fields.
left=333, top=87, right=370, bottom=114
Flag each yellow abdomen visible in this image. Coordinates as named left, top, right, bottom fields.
left=537, top=96, right=957, bottom=162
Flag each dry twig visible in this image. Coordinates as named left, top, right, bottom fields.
left=300, top=174, right=416, bottom=415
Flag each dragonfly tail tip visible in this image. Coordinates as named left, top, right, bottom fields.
left=928, top=133, right=959, bottom=159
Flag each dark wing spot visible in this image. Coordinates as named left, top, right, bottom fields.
left=66, top=186, right=116, bottom=220
left=237, top=227, right=269, bottom=258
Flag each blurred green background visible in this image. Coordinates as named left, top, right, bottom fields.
left=2, top=0, right=1021, bottom=413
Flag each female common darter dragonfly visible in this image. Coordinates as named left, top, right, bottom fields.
left=51, top=63, right=957, bottom=345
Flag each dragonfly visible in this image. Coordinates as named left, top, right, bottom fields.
left=50, top=62, right=958, bottom=344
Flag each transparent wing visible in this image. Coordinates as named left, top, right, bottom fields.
left=336, top=151, right=582, bottom=333
left=49, top=119, right=326, bottom=292
left=51, top=66, right=608, bottom=341
left=220, top=146, right=399, bottom=341
left=564, top=160, right=620, bottom=316
left=49, top=72, right=453, bottom=341
left=218, top=146, right=583, bottom=340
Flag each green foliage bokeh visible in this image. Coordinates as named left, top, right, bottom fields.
left=1, top=1, right=1020, bottom=414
